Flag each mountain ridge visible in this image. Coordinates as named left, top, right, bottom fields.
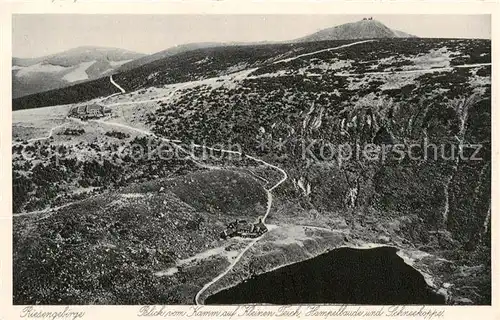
left=12, top=19, right=416, bottom=98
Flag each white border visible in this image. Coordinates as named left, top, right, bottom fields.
left=1, top=2, right=498, bottom=320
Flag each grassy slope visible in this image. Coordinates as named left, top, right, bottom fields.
left=13, top=39, right=362, bottom=110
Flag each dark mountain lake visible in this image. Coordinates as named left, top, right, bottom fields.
left=205, top=246, right=445, bottom=305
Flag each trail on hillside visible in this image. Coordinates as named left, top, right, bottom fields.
left=273, top=39, right=376, bottom=64
left=12, top=123, right=67, bottom=147
left=109, top=75, right=126, bottom=93
left=92, top=76, right=288, bottom=305
left=334, top=62, right=491, bottom=77
left=93, top=114, right=288, bottom=306
left=13, top=202, right=74, bottom=218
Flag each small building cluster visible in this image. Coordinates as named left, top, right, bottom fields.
left=362, top=17, right=374, bottom=20
left=68, top=103, right=109, bottom=120
left=220, top=217, right=267, bottom=239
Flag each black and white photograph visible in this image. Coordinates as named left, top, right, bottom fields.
left=10, top=13, right=491, bottom=307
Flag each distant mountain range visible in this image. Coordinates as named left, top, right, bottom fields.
left=12, top=19, right=416, bottom=98
left=12, top=46, right=145, bottom=98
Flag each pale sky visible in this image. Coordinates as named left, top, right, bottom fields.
left=13, top=14, right=491, bottom=58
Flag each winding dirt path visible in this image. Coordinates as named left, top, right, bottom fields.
left=109, top=75, right=126, bottom=93
left=12, top=123, right=67, bottom=147
left=92, top=112, right=288, bottom=306
left=13, top=202, right=73, bottom=218
left=90, top=77, right=288, bottom=305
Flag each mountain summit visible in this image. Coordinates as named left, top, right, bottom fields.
left=295, top=19, right=416, bottom=42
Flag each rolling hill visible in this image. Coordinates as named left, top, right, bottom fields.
left=12, top=19, right=416, bottom=100
left=12, top=46, right=145, bottom=98
left=295, top=19, right=416, bottom=42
